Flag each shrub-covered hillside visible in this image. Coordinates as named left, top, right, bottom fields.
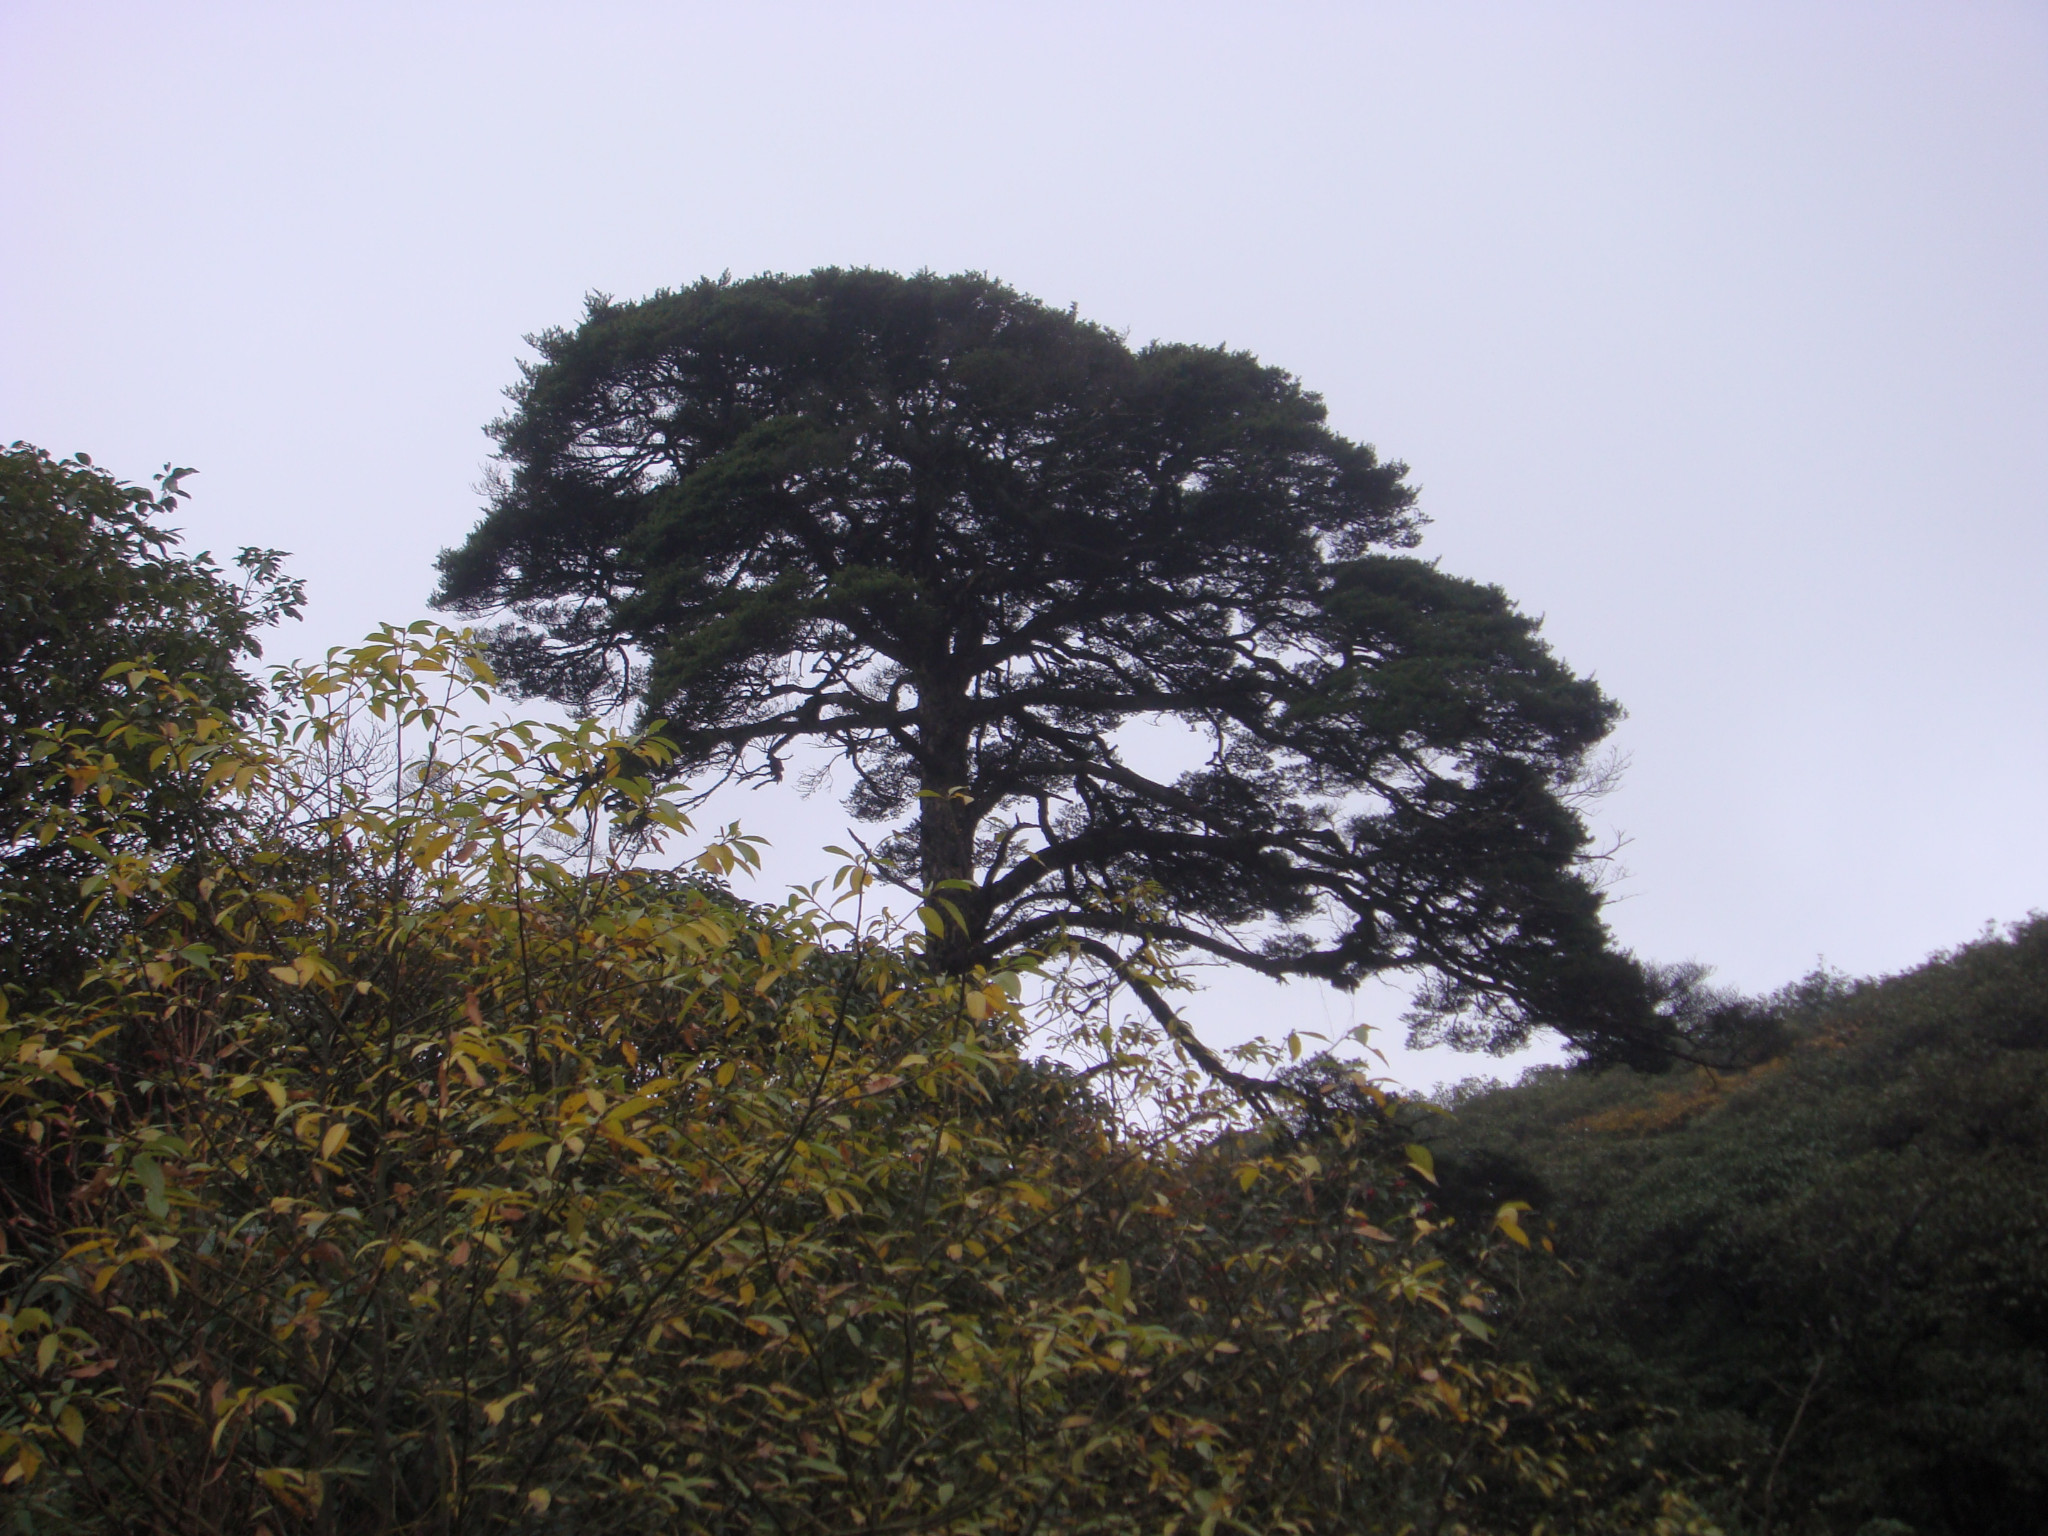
left=1429, top=920, right=2048, bottom=1535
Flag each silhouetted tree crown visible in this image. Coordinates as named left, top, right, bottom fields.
left=436, top=269, right=1659, bottom=1061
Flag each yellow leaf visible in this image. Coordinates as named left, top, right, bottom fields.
left=527, top=1488, right=552, bottom=1513
left=715, top=1061, right=736, bottom=1089
left=1404, top=1144, right=1437, bottom=1185
left=706, top=1349, right=750, bottom=1370
left=319, top=1123, right=349, bottom=1160
left=482, top=1388, right=529, bottom=1426
left=1236, top=1165, right=1258, bottom=1193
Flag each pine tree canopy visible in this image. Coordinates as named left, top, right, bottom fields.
left=434, top=269, right=1661, bottom=1062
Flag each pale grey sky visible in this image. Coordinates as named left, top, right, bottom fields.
left=5, top=2, right=2043, bottom=1087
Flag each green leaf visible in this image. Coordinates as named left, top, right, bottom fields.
left=136, top=1155, right=169, bottom=1220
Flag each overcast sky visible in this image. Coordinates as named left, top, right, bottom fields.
left=5, top=2, right=2043, bottom=1088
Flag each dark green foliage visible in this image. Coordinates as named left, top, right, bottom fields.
left=1428, top=919, right=2048, bottom=1534
left=434, top=269, right=1660, bottom=1062
left=0, top=444, right=303, bottom=1000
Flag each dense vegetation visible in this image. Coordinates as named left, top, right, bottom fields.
left=9, top=369, right=2040, bottom=1534
left=0, top=541, right=1705, bottom=1531
left=1428, top=923, right=2048, bottom=1535
left=0, top=443, right=301, bottom=1000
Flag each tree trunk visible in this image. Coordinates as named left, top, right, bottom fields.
left=915, top=689, right=984, bottom=972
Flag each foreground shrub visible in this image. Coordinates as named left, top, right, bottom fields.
left=1, top=628, right=1709, bottom=1533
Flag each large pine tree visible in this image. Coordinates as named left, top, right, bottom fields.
left=435, top=269, right=1662, bottom=1062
